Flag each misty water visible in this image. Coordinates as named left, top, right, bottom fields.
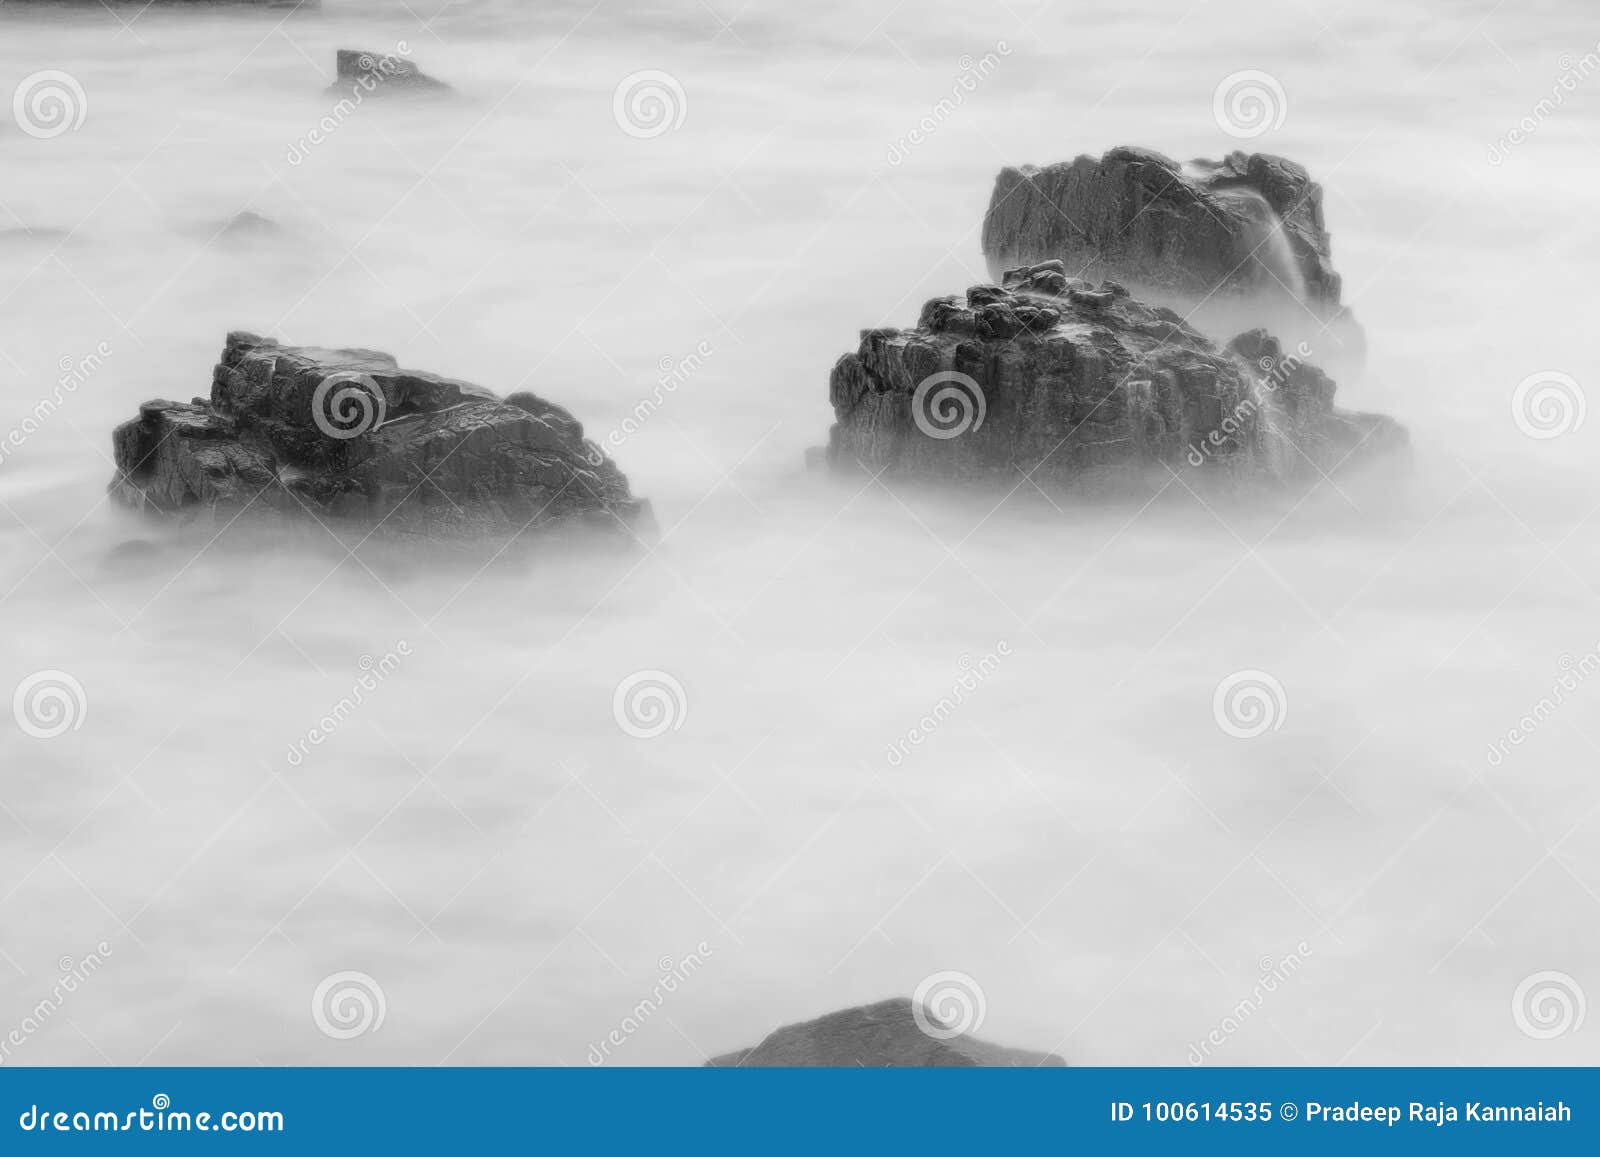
left=1, top=0, right=1597, bottom=1066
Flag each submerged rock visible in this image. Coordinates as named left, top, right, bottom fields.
left=216, top=210, right=282, bottom=240
left=706, top=998, right=1064, bottom=1067
left=982, top=147, right=1361, bottom=362
left=110, top=332, right=647, bottom=538
left=825, top=276, right=1405, bottom=494
left=330, top=48, right=451, bottom=96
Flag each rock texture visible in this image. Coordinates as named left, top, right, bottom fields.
left=707, top=999, right=1064, bottom=1067
left=331, top=48, right=450, bottom=95
left=984, top=147, right=1341, bottom=308
left=825, top=270, right=1405, bottom=493
left=111, top=332, right=646, bottom=538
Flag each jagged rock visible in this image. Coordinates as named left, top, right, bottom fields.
left=982, top=146, right=1362, bottom=362
left=330, top=49, right=450, bottom=96
left=110, top=332, right=648, bottom=538
left=825, top=279, right=1406, bottom=494
left=706, top=999, right=1064, bottom=1067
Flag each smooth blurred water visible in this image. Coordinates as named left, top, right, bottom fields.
left=0, top=0, right=1597, bottom=1066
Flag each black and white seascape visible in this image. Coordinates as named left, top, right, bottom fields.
left=0, top=0, right=1596, bottom=1069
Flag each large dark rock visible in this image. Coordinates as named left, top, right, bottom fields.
left=825, top=271, right=1406, bottom=494
left=982, top=147, right=1361, bottom=362
left=110, top=332, right=647, bottom=538
left=706, top=998, right=1064, bottom=1067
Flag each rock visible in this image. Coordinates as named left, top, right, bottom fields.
left=216, top=211, right=282, bottom=240
left=330, top=49, right=451, bottom=96
left=982, top=146, right=1363, bottom=364
left=110, top=332, right=648, bottom=538
left=825, top=279, right=1406, bottom=495
left=706, top=998, right=1064, bottom=1067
